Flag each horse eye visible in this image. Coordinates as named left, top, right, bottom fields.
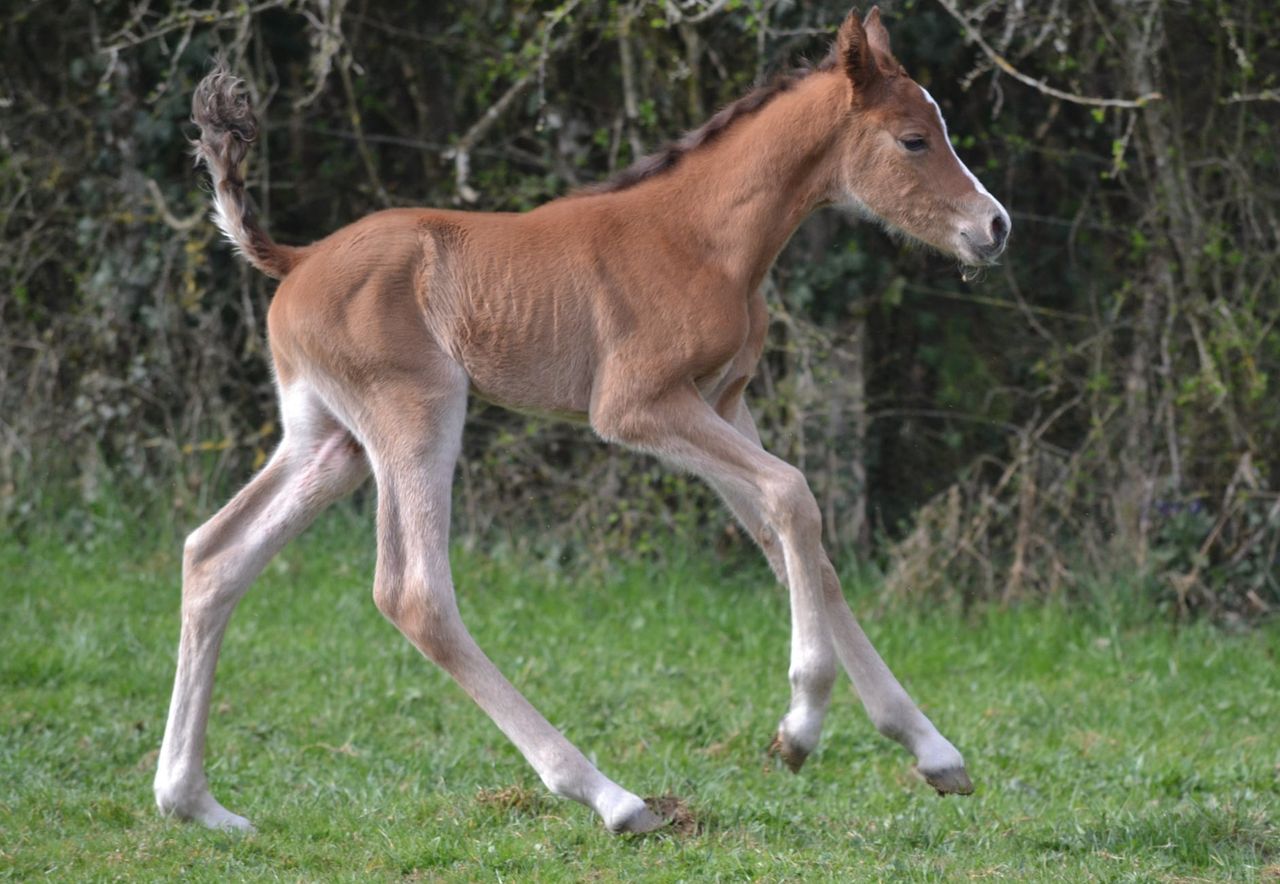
left=901, top=137, right=928, bottom=153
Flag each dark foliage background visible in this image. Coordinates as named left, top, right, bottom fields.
left=3, top=0, right=1277, bottom=616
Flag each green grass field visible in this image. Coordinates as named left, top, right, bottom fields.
left=3, top=514, right=1278, bottom=881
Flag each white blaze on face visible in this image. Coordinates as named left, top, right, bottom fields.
left=918, top=84, right=1010, bottom=231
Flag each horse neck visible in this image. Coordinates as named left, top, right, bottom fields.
left=626, top=73, right=847, bottom=290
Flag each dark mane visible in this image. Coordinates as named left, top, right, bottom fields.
left=579, top=54, right=837, bottom=196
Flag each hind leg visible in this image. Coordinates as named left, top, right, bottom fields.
left=154, top=387, right=369, bottom=830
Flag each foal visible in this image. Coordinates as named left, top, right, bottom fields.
left=156, top=7, right=1009, bottom=833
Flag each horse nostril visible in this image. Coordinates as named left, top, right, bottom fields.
left=990, top=213, right=1008, bottom=248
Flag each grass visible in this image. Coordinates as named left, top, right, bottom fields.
left=2, top=513, right=1278, bottom=881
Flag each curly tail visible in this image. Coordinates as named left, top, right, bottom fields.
left=191, top=61, right=301, bottom=280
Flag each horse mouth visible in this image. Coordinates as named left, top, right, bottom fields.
left=956, top=239, right=1005, bottom=281
left=957, top=236, right=1005, bottom=269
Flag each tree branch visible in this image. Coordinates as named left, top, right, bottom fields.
left=662, top=0, right=729, bottom=26
left=146, top=178, right=203, bottom=231
left=446, top=71, right=536, bottom=204
left=1221, top=88, right=1280, bottom=104
left=934, top=0, right=1161, bottom=109
left=99, top=1, right=292, bottom=55
left=445, top=1, right=580, bottom=203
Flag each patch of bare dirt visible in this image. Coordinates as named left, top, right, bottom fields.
left=642, top=795, right=700, bottom=837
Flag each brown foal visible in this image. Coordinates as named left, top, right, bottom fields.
left=156, top=7, right=1010, bottom=833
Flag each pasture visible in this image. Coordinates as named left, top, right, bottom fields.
left=2, top=514, right=1277, bottom=881
left=5, top=2, right=1279, bottom=880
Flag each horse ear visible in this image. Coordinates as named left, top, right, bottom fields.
left=863, top=6, right=894, bottom=61
left=835, top=8, right=881, bottom=97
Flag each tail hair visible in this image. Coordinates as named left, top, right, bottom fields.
left=191, top=60, right=300, bottom=279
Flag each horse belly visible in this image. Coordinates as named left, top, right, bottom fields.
left=450, top=288, right=598, bottom=419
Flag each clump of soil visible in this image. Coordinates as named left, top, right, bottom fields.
left=643, top=795, right=700, bottom=837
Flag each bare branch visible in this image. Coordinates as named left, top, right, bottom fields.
left=662, top=0, right=729, bottom=26
left=146, top=179, right=203, bottom=231
left=294, top=0, right=346, bottom=110
left=934, top=0, right=1161, bottom=109
left=99, top=1, right=293, bottom=55
left=1221, top=88, right=1280, bottom=104
left=336, top=48, right=392, bottom=206
left=617, top=7, right=645, bottom=163
left=445, top=1, right=581, bottom=203
left=903, top=281, right=1092, bottom=323
left=446, top=71, right=535, bottom=204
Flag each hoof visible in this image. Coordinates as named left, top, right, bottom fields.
left=609, top=800, right=668, bottom=835
left=915, top=764, right=974, bottom=796
left=156, top=787, right=255, bottom=832
left=767, top=730, right=809, bottom=774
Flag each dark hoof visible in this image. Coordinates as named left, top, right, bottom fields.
left=915, top=764, right=975, bottom=796
left=767, top=731, right=809, bottom=774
